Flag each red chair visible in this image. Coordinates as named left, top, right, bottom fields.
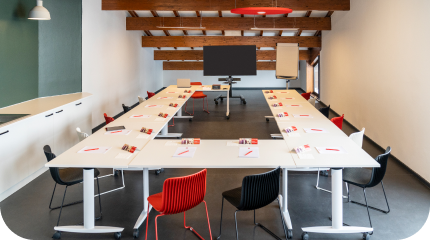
left=103, top=113, right=114, bottom=125
left=145, top=169, right=212, bottom=240
left=331, top=114, right=344, bottom=130
left=301, top=92, right=311, bottom=100
left=185, top=82, right=209, bottom=115
left=147, top=91, right=155, bottom=99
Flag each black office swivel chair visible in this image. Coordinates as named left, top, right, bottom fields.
left=217, top=167, right=290, bottom=240
left=343, top=147, right=391, bottom=239
left=318, top=105, right=330, bottom=118
left=44, top=145, right=102, bottom=239
left=122, top=104, right=131, bottom=113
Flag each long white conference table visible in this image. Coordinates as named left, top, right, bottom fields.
left=45, top=86, right=379, bottom=240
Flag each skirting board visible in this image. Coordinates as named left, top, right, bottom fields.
left=318, top=100, right=430, bottom=189
left=0, top=167, right=48, bottom=202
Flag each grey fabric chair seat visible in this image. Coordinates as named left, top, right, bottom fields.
left=59, top=168, right=100, bottom=185
left=343, top=168, right=372, bottom=187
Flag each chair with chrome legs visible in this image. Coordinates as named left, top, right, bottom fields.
left=217, top=167, right=289, bottom=240
left=122, top=104, right=131, bottom=113
left=318, top=105, right=330, bottom=118
left=44, top=145, right=102, bottom=239
left=342, top=147, right=391, bottom=239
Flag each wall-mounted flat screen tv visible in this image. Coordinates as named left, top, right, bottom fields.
left=203, top=45, right=257, bottom=76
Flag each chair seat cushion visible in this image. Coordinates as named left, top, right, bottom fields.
left=59, top=168, right=100, bottom=185
left=343, top=168, right=371, bottom=187
left=222, top=187, right=242, bottom=209
left=191, top=91, right=207, bottom=99
left=147, top=192, right=164, bottom=212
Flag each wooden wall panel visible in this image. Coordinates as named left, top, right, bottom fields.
left=163, top=61, right=276, bottom=70
left=155, top=50, right=309, bottom=61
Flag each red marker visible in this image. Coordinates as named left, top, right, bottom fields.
left=326, top=148, right=340, bottom=151
left=84, top=148, right=99, bottom=151
left=134, top=115, right=143, bottom=117
left=178, top=150, right=189, bottom=155
left=311, top=129, right=322, bottom=131
left=110, top=131, right=122, bottom=133
left=244, top=151, right=253, bottom=156
left=148, top=105, right=156, bottom=107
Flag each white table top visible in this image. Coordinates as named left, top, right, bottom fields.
left=129, top=140, right=296, bottom=169
left=167, top=85, right=230, bottom=92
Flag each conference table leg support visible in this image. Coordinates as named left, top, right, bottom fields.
left=156, top=124, right=182, bottom=138
left=280, top=168, right=293, bottom=239
left=301, top=169, right=373, bottom=239
left=226, top=93, right=230, bottom=119
left=133, top=168, right=152, bottom=238
left=54, top=169, right=124, bottom=237
left=173, top=106, right=193, bottom=120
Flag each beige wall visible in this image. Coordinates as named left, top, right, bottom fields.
left=320, top=0, right=430, bottom=181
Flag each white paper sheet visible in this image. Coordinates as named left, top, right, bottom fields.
left=286, top=104, right=302, bottom=107
left=157, top=97, right=173, bottom=99
left=227, top=141, right=239, bottom=146
left=280, top=91, right=289, bottom=94
left=284, top=97, right=295, bottom=100
left=297, top=153, right=314, bottom=159
left=316, top=147, right=347, bottom=154
left=115, top=152, right=133, bottom=159
left=173, top=147, right=197, bottom=158
left=137, top=133, right=150, bottom=139
left=303, top=128, right=329, bottom=133
left=145, top=105, right=163, bottom=108
left=78, top=146, right=111, bottom=154
left=155, top=117, right=167, bottom=121
left=166, top=91, right=178, bottom=94
left=129, top=115, right=151, bottom=118
left=104, top=130, right=131, bottom=135
left=293, top=114, right=313, bottom=118
left=239, top=147, right=260, bottom=158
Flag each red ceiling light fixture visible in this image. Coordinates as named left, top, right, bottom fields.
left=230, top=0, right=293, bottom=15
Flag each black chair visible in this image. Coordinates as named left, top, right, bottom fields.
left=44, top=145, right=102, bottom=233
left=318, top=105, right=330, bottom=118
left=122, top=104, right=131, bottom=113
left=217, top=167, right=289, bottom=240
left=343, top=147, right=391, bottom=236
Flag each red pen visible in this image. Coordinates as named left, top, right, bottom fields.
left=110, top=131, right=122, bottom=133
left=245, top=151, right=253, bottom=156
left=84, top=148, right=99, bottom=151
left=148, top=105, right=156, bottom=107
left=178, top=150, right=189, bottom=155
left=311, top=129, right=322, bottom=131
left=326, top=148, right=339, bottom=151
left=134, top=115, right=143, bottom=117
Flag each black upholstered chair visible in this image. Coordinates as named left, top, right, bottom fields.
left=122, top=104, right=131, bottom=113
left=343, top=147, right=391, bottom=234
left=318, top=105, right=330, bottom=118
left=217, top=167, right=288, bottom=240
left=44, top=145, right=102, bottom=229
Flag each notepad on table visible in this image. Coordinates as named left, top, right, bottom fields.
left=78, top=146, right=111, bottom=154
left=303, top=128, right=329, bottom=133
left=173, top=147, right=197, bottom=158
left=157, top=97, right=173, bottom=99
left=239, top=147, right=259, bottom=158
left=316, top=147, right=347, bottom=154
left=293, top=114, right=313, bottom=118
left=130, top=115, right=151, bottom=119
left=104, top=130, right=131, bottom=135
left=145, top=105, right=163, bottom=108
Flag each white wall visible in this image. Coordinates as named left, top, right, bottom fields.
left=82, top=0, right=163, bottom=128
left=321, top=0, right=430, bottom=181
left=162, top=60, right=307, bottom=89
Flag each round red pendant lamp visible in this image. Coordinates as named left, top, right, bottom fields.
left=231, top=7, right=292, bottom=15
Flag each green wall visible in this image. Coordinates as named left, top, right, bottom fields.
left=38, top=0, right=82, bottom=97
left=0, top=0, right=39, bottom=108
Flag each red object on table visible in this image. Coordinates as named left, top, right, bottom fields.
left=145, top=169, right=212, bottom=240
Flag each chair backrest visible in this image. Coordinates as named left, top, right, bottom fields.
left=43, top=145, right=64, bottom=185
left=138, top=96, right=145, bottom=104
left=147, top=91, right=155, bottom=98
left=122, top=104, right=131, bottom=113
left=301, top=92, right=311, bottom=100
left=191, top=82, right=202, bottom=86
left=367, top=147, right=391, bottom=188
left=349, top=128, right=365, bottom=148
left=318, top=105, right=330, bottom=118
left=159, top=169, right=207, bottom=215
left=238, top=167, right=281, bottom=211
left=331, top=114, right=344, bottom=130
left=104, top=113, right=114, bottom=125
left=308, top=98, right=316, bottom=107
left=76, top=127, right=89, bottom=142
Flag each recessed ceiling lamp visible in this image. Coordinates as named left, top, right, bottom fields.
left=230, top=0, right=292, bottom=15
left=28, top=0, right=51, bottom=20
left=157, top=11, right=206, bottom=29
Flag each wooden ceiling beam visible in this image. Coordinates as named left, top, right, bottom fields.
left=127, top=17, right=331, bottom=31
left=155, top=50, right=309, bottom=61
left=314, top=11, right=334, bottom=36
left=296, top=11, right=312, bottom=37
left=149, top=10, right=174, bottom=49
left=142, top=36, right=321, bottom=48
left=103, top=0, right=350, bottom=11
left=163, top=61, right=277, bottom=70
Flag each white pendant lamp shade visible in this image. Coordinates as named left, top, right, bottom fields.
left=28, top=0, right=51, bottom=20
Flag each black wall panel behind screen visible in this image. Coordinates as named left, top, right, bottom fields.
left=203, top=45, right=257, bottom=76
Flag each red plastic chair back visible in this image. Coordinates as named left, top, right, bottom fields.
left=301, top=92, right=311, bottom=100
left=191, top=82, right=202, bottom=85
left=331, top=114, right=344, bottom=130
left=147, top=91, right=155, bottom=98
left=190, top=82, right=206, bottom=98
left=159, top=169, right=207, bottom=215
left=104, top=113, right=114, bottom=125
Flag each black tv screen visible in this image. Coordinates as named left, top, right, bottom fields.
left=203, top=45, right=256, bottom=76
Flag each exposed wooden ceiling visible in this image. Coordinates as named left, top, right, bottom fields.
left=103, top=0, right=345, bottom=70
